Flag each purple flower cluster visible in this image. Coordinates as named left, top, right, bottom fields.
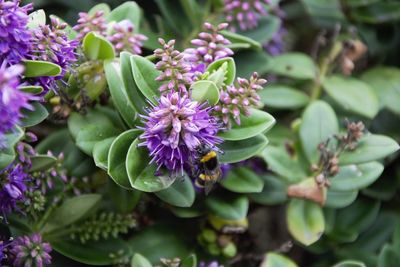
left=108, top=20, right=147, bottom=55
left=154, top=39, right=193, bottom=94
left=224, top=0, right=270, bottom=31
left=0, top=0, right=33, bottom=65
left=10, top=233, right=52, bottom=267
left=264, top=26, right=286, bottom=56
left=30, top=17, right=78, bottom=92
left=214, top=72, right=265, bottom=127
left=0, top=164, right=28, bottom=216
left=0, top=63, right=34, bottom=144
left=73, top=10, right=107, bottom=41
left=199, top=261, right=223, bottom=267
left=184, top=23, right=233, bottom=67
left=140, top=92, right=222, bottom=175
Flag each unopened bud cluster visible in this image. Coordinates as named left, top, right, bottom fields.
left=108, top=20, right=147, bottom=55
left=73, top=11, right=107, bottom=41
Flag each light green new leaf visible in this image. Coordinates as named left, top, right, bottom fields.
left=23, top=60, right=61, bottom=77
left=83, top=32, right=115, bottom=60
left=261, top=252, right=298, bottom=267
left=206, top=57, right=236, bottom=86
left=259, top=85, right=310, bottom=109
left=190, top=80, right=220, bottom=106
left=269, top=53, right=317, bottom=80
left=131, top=253, right=152, bottom=267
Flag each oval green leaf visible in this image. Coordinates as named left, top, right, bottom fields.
left=221, top=167, right=264, bottom=193
left=131, top=253, right=152, bottom=267
left=205, top=195, right=249, bottom=220
left=29, top=155, right=57, bottom=172
left=219, top=134, right=269, bottom=163
left=261, top=252, right=298, bottom=267
left=259, top=85, right=310, bottom=109
left=249, top=175, right=288, bottom=205
left=106, top=1, right=141, bottom=28
left=83, top=32, right=115, bottom=60
left=76, top=124, right=119, bottom=155
left=93, top=137, right=116, bottom=170
left=190, top=80, right=220, bottom=105
left=206, top=57, right=236, bottom=86
left=269, top=53, right=317, bottom=80
left=21, top=102, right=49, bottom=127
left=155, top=175, right=195, bottom=207
left=23, top=60, right=61, bottom=77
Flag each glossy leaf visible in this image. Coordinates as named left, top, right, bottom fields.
left=333, top=260, right=366, bottom=267
left=107, top=2, right=141, bottom=27
left=83, top=32, right=115, bottom=60
left=76, top=124, right=119, bottom=155
left=325, top=190, right=358, bottom=208
left=23, top=60, right=61, bottom=77
left=219, top=109, right=275, bottom=141
left=249, top=175, right=288, bottom=205
left=221, top=167, right=264, bottom=193
left=180, top=254, right=197, bottom=267
left=0, top=147, right=16, bottom=170
left=19, top=85, right=43, bottom=94
left=190, top=80, right=220, bottom=106
left=108, top=130, right=141, bottom=189
left=205, top=195, right=249, bottom=220
left=323, top=75, right=379, bottom=118
left=330, top=162, right=384, bottom=191
left=104, top=59, right=138, bottom=127
left=130, top=55, right=161, bottom=105
left=299, top=100, right=339, bottom=164
left=261, top=252, right=298, bottom=267
left=20, top=102, right=49, bottom=127
left=27, top=9, right=46, bottom=29
left=235, top=50, right=271, bottom=77
left=93, top=137, right=116, bottom=170
left=155, top=175, right=195, bottom=207
left=206, top=57, right=236, bottom=86
left=219, top=134, right=269, bottom=163
left=259, top=85, right=310, bottom=109
left=377, top=244, right=400, bottom=267
left=269, top=53, right=317, bottom=80
left=221, top=30, right=262, bottom=50
left=29, top=155, right=57, bottom=172
left=88, top=3, right=110, bottom=16
left=340, top=134, right=399, bottom=165
left=238, top=16, right=281, bottom=45
left=287, top=199, right=325, bottom=245
left=131, top=254, right=152, bottom=267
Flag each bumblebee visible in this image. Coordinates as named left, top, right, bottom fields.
left=194, top=144, right=222, bottom=195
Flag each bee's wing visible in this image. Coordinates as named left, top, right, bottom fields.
left=204, top=168, right=222, bottom=195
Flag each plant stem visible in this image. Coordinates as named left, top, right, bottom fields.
left=35, top=203, right=57, bottom=233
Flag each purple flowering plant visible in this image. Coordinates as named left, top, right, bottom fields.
left=1, top=0, right=400, bottom=266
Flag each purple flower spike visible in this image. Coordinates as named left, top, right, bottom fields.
left=0, top=0, right=33, bottom=65
left=10, top=233, right=52, bottom=267
left=73, top=10, right=107, bottom=41
left=154, top=39, right=193, bottom=94
left=224, top=0, right=271, bottom=31
left=29, top=17, right=78, bottom=93
left=0, top=164, right=28, bottom=216
left=184, top=22, right=233, bottom=67
left=214, top=72, right=265, bottom=128
left=108, top=20, right=147, bottom=55
left=199, top=261, right=224, bottom=267
left=0, top=63, right=35, bottom=144
left=140, top=92, right=222, bottom=175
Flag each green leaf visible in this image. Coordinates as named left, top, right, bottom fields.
left=219, top=134, right=269, bottom=163
left=83, top=32, right=115, bottom=60
left=234, top=50, right=271, bottom=77
left=206, top=57, right=236, bottom=86
left=108, top=129, right=142, bottom=189
left=154, top=0, right=191, bottom=35
left=340, top=134, right=399, bottom=165
left=131, top=253, right=152, bottom=267
left=238, top=16, right=281, bottom=45
left=261, top=252, right=298, bottom=267
left=219, top=109, right=275, bottom=141
left=325, top=190, right=358, bottom=208
left=88, top=3, right=111, bottom=16
left=76, top=124, right=119, bottom=155
left=45, top=194, right=101, bottom=231
left=180, top=254, right=197, bottom=267
left=20, top=102, right=49, bottom=127
left=361, top=67, right=400, bottom=115
left=333, top=260, right=366, bottom=267
left=107, top=2, right=141, bottom=28
left=322, top=75, right=379, bottom=118
left=27, top=9, right=46, bottom=29
left=190, top=80, right=220, bottom=105
left=29, top=155, right=57, bottom=172
left=205, top=195, right=249, bottom=220
left=221, top=167, right=264, bottom=193
left=330, top=162, right=384, bottom=191
left=93, top=137, right=116, bottom=170
left=221, top=30, right=262, bottom=50
left=378, top=244, right=400, bottom=267
left=269, top=53, right=317, bottom=80
left=0, top=147, right=16, bottom=170
left=287, top=199, right=325, bottom=246
left=104, top=59, right=138, bottom=127
left=125, top=138, right=176, bottom=192
left=260, top=145, right=307, bottom=183
left=155, top=175, right=195, bottom=207
left=4, top=126, right=24, bottom=147
left=351, top=2, right=400, bottom=24
left=51, top=238, right=130, bottom=266
left=19, top=85, right=43, bottom=94
left=259, top=85, right=310, bottom=109
left=128, top=224, right=190, bottom=264
left=23, top=60, right=62, bottom=77
left=130, top=55, right=161, bottom=105
left=299, top=100, right=339, bottom=164
left=249, top=175, right=288, bottom=205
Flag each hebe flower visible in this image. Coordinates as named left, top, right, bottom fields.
left=10, top=233, right=52, bottom=267
left=0, top=164, right=28, bottom=216
left=30, top=17, right=78, bottom=92
left=184, top=23, right=233, bottom=67
left=108, top=20, right=147, bottom=55
left=199, top=261, right=223, bottom=267
left=264, top=26, right=286, bottom=56
left=214, top=72, right=265, bottom=127
left=154, top=39, right=193, bottom=94
left=0, top=63, right=34, bottom=143
left=0, top=0, right=33, bottom=65
left=224, top=0, right=271, bottom=31
left=140, top=92, right=221, bottom=175
left=73, top=10, right=107, bottom=41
